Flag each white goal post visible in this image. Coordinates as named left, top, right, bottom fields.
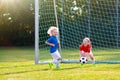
left=35, top=0, right=62, bottom=64
left=35, top=0, right=39, bottom=64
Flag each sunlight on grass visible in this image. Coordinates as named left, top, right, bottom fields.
left=0, top=61, right=120, bottom=80
left=0, top=47, right=120, bottom=80
left=0, top=47, right=120, bottom=62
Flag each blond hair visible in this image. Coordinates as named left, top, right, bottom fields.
left=83, top=37, right=90, bottom=42
left=83, top=37, right=92, bottom=48
left=47, top=26, right=58, bottom=36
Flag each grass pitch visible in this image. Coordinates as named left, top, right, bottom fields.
left=0, top=47, right=120, bottom=80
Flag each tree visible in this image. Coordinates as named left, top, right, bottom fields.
left=0, top=0, right=34, bottom=46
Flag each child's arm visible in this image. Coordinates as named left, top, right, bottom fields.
left=45, top=42, right=55, bottom=46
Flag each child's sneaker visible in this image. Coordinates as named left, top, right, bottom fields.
left=80, top=63, right=84, bottom=68
left=56, top=66, right=61, bottom=70
left=93, top=64, right=96, bottom=67
left=49, top=62, right=53, bottom=69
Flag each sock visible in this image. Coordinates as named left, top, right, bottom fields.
left=52, top=59, right=57, bottom=64
left=56, top=60, right=61, bottom=68
left=56, top=60, right=60, bottom=68
left=92, top=60, right=95, bottom=64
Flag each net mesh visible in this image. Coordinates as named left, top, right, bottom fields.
left=38, top=0, right=120, bottom=63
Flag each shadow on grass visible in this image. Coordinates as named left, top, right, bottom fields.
left=0, top=69, right=42, bottom=75
left=1, top=67, right=81, bottom=75
left=43, top=67, right=80, bottom=71
left=0, top=64, right=35, bottom=69
left=59, top=66, right=80, bottom=70
left=42, top=66, right=82, bottom=71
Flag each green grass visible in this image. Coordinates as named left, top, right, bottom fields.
left=0, top=62, right=120, bottom=80
left=0, top=47, right=34, bottom=62
left=0, top=47, right=120, bottom=80
left=40, top=48, right=120, bottom=61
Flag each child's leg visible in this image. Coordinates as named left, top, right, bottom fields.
left=52, top=59, right=60, bottom=68
left=89, top=51, right=95, bottom=64
left=51, top=50, right=62, bottom=68
left=56, top=58, right=62, bottom=68
left=80, top=51, right=86, bottom=59
left=56, top=51, right=62, bottom=68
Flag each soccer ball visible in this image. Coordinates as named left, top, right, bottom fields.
left=79, top=57, right=88, bottom=64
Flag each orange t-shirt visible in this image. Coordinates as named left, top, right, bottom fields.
left=79, top=44, right=91, bottom=53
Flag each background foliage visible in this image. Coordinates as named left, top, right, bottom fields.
left=0, top=0, right=120, bottom=47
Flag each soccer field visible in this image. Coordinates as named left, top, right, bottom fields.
left=0, top=47, right=120, bottom=80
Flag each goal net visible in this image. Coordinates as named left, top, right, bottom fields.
left=35, top=0, right=120, bottom=64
